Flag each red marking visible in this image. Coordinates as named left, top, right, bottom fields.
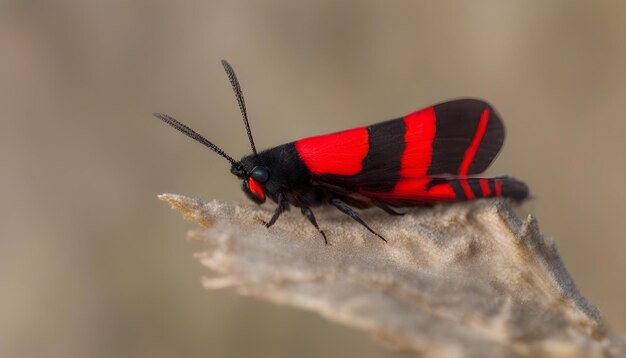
left=459, top=108, right=490, bottom=176
left=248, top=178, right=266, bottom=202
left=401, top=107, right=436, bottom=177
left=480, top=178, right=491, bottom=197
left=295, top=127, right=369, bottom=175
left=423, top=181, right=457, bottom=200
left=495, top=179, right=503, bottom=197
left=366, top=178, right=456, bottom=203
left=460, top=179, right=475, bottom=199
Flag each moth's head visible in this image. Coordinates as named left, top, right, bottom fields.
left=231, top=158, right=270, bottom=204
left=154, top=60, right=270, bottom=204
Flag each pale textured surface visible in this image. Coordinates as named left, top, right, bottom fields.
left=159, top=194, right=624, bottom=358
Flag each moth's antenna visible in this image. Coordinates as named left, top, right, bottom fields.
left=153, top=112, right=240, bottom=167
left=221, top=59, right=257, bottom=156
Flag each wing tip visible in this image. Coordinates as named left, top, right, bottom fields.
left=499, top=177, right=530, bottom=202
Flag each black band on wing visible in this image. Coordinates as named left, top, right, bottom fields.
left=468, top=108, right=504, bottom=174
left=488, top=178, right=497, bottom=196
left=358, top=118, right=406, bottom=191
left=448, top=180, right=466, bottom=200
left=468, top=179, right=483, bottom=198
left=427, top=99, right=504, bottom=176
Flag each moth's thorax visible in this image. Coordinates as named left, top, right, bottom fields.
left=238, top=144, right=312, bottom=202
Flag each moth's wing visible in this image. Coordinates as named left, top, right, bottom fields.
left=424, top=98, right=505, bottom=176
left=294, top=98, right=504, bottom=184
left=360, top=176, right=528, bottom=205
left=296, top=98, right=506, bottom=204
left=315, top=175, right=529, bottom=206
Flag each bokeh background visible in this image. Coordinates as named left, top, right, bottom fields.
left=2, top=1, right=625, bottom=357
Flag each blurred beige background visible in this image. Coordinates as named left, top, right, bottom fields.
left=1, top=1, right=625, bottom=357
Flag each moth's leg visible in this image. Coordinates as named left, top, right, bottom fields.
left=301, top=207, right=328, bottom=245
left=371, top=199, right=404, bottom=216
left=265, top=193, right=288, bottom=228
left=330, top=198, right=387, bottom=243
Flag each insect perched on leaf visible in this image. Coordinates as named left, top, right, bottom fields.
left=154, top=60, right=529, bottom=244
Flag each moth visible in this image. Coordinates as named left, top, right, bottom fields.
left=155, top=60, right=528, bottom=244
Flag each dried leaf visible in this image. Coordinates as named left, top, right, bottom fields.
left=159, top=194, right=624, bottom=358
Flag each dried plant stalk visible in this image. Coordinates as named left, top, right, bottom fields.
left=159, top=194, right=623, bottom=358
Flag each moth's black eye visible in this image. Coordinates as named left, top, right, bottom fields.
left=250, top=166, right=269, bottom=183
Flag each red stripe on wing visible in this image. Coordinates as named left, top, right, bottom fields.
left=295, top=127, right=369, bottom=175
left=364, top=178, right=458, bottom=203
left=401, top=107, right=436, bottom=177
left=359, top=176, right=528, bottom=205
left=479, top=178, right=491, bottom=197
left=459, top=108, right=490, bottom=176
left=460, top=179, right=475, bottom=199
left=495, top=179, right=503, bottom=197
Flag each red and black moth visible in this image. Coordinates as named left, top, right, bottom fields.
left=155, top=60, right=529, bottom=244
